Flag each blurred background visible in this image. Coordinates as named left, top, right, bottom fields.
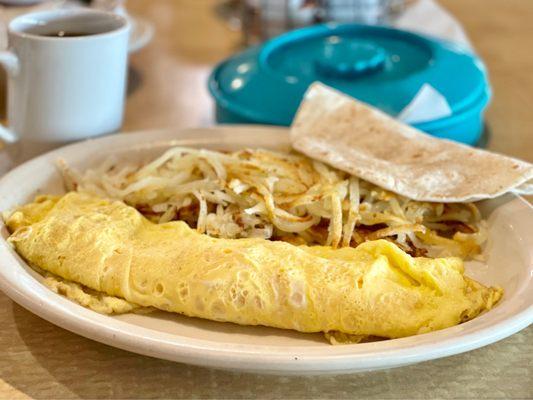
left=0, top=0, right=531, bottom=158
left=120, top=0, right=530, bottom=160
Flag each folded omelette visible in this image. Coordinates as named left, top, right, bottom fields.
left=5, top=192, right=502, bottom=343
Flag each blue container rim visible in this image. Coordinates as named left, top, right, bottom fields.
left=208, top=23, right=491, bottom=128
left=209, top=69, right=491, bottom=129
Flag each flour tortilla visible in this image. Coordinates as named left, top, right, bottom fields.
left=290, top=83, right=533, bottom=202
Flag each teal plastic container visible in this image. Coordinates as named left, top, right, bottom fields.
left=208, top=24, right=491, bottom=145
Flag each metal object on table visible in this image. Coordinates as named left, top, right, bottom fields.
left=242, top=0, right=406, bottom=44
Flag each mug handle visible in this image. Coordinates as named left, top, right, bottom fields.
left=0, top=50, right=19, bottom=143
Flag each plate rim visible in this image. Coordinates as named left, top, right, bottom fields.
left=0, top=126, right=531, bottom=375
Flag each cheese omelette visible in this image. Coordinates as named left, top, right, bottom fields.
left=5, top=192, right=502, bottom=343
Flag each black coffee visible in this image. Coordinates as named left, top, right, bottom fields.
left=41, top=31, right=91, bottom=38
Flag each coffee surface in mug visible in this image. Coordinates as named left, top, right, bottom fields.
left=40, top=31, right=91, bottom=37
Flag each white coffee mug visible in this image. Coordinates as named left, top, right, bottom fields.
left=0, top=9, right=130, bottom=155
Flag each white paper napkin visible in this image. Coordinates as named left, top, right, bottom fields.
left=397, top=83, right=453, bottom=124
left=392, top=0, right=473, bottom=124
left=394, top=0, right=472, bottom=49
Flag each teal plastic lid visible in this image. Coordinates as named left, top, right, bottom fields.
left=209, top=23, right=490, bottom=127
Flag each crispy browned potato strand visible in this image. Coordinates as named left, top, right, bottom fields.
left=58, top=147, right=487, bottom=258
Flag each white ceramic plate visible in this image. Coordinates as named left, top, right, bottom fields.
left=0, top=126, right=531, bottom=375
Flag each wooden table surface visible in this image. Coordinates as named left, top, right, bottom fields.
left=1, top=1, right=532, bottom=399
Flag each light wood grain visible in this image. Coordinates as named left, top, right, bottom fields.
left=123, top=0, right=241, bottom=132
left=442, top=0, right=533, bottom=163
left=0, top=0, right=531, bottom=399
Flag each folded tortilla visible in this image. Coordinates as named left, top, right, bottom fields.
left=6, top=192, right=501, bottom=341
left=291, top=83, right=533, bottom=202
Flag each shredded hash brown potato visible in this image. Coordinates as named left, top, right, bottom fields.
left=58, top=147, right=487, bottom=259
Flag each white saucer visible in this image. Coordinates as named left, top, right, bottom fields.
left=127, top=13, right=153, bottom=53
